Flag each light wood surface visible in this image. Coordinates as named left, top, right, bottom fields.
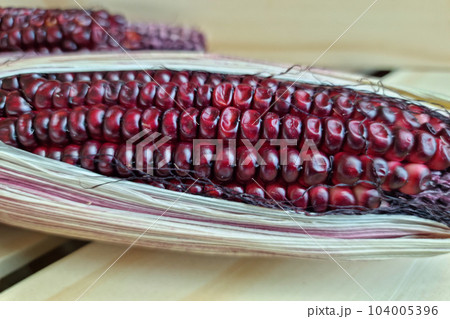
left=1, top=242, right=449, bottom=301
left=382, top=71, right=450, bottom=95
left=2, top=0, right=450, bottom=69
left=0, top=225, right=66, bottom=278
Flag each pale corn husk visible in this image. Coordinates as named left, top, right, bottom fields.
left=0, top=52, right=449, bottom=260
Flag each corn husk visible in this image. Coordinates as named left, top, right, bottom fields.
left=0, top=51, right=449, bottom=260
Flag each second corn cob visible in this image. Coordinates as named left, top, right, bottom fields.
left=0, top=7, right=205, bottom=53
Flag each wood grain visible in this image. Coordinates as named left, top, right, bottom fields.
left=1, top=0, right=449, bottom=69
left=0, top=225, right=66, bottom=278
left=382, top=71, right=450, bottom=96
left=1, top=242, right=449, bottom=301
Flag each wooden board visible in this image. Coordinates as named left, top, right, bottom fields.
left=2, top=0, right=450, bottom=69
left=0, top=225, right=66, bottom=278
left=1, top=242, right=449, bottom=301
left=382, top=71, right=450, bottom=95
